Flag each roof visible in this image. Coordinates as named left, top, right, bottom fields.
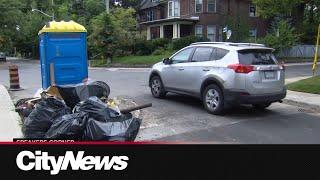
left=140, top=0, right=162, bottom=10
left=38, top=20, right=87, bottom=35
left=139, top=17, right=198, bottom=25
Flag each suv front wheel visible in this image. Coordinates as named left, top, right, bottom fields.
left=203, top=84, right=224, bottom=115
left=150, top=76, right=166, bottom=98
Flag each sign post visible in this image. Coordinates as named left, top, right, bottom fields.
left=313, top=24, right=320, bottom=76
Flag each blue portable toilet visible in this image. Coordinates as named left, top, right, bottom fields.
left=38, top=20, right=88, bottom=89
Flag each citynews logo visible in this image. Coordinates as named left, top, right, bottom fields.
left=16, top=151, right=129, bottom=175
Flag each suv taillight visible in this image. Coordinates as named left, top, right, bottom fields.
left=227, top=64, right=254, bottom=74
left=279, top=61, right=286, bottom=71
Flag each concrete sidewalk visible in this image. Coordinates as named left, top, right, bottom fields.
left=0, top=85, right=23, bottom=141
left=285, top=77, right=320, bottom=111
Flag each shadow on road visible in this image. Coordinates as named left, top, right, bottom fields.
left=160, top=93, right=286, bottom=119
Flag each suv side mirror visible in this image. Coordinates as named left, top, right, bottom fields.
left=163, top=58, right=172, bottom=65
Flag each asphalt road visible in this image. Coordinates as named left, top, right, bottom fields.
left=0, top=59, right=320, bottom=143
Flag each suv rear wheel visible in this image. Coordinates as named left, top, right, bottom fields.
left=150, top=76, right=166, bottom=98
left=203, top=84, right=224, bottom=115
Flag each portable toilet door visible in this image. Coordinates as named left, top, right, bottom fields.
left=38, top=21, right=88, bottom=89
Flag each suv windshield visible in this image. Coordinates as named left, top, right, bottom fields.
left=238, top=49, right=276, bottom=65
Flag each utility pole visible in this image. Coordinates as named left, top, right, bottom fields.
left=313, top=24, right=320, bottom=76
left=51, top=0, right=55, bottom=21
left=105, top=0, right=111, bottom=64
left=105, top=0, right=110, bottom=14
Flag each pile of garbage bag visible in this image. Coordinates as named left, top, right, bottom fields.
left=16, top=81, right=147, bottom=141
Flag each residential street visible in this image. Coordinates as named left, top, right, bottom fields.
left=0, top=59, right=320, bottom=143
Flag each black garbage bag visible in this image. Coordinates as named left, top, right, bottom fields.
left=57, top=81, right=110, bottom=109
left=73, top=96, right=120, bottom=122
left=45, top=112, right=89, bottom=139
left=83, top=113, right=142, bottom=141
left=22, top=97, right=71, bottom=138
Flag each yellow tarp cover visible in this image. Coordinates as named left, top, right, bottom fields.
left=38, top=20, right=87, bottom=35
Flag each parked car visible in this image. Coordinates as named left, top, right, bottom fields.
left=149, top=42, right=287, bottom=115
left=0, top=52, right=6, bottom=62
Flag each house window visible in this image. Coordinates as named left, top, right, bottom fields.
left=207, top=25, right=216, bottom=42
left=195, top=0, right=203, bottom=13
left=207, top=0, right=216, bottom=13
left=150, top=26, right=160, bottom=39
left=168, top=0, right=180, bottom=17
left=147, top=10, right=155, bottom=21
left=249, top=4, right=257, bottom=17
left=169, top=1, right=173, bottom=17
left=249, top=29, right=257, bottom=37
left=195, top=25, right=203, bottom=37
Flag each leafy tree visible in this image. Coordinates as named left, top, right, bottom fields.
left=109, top=7, right=138, bottom=55
left=252, top=0, right=320, bottom=43
left=0, top=0, right=141, bottom=58
left=84, top=0, right=105, bottom=18
left=88, top=12, right=114, bottom=62
left=252, top=0, right=303, bottom=18
left=225, top=16, right=250, bottom=42
left=259, top=19, right=299, bottom=53
left=118, top=0, right=140, bottom=9
left=301, top=0, right=320, bottom=43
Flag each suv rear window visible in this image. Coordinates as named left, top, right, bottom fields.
left=238, top=49, right=276, bottom=65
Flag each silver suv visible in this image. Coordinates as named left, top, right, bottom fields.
left=149, top=42, right=287, bottom=115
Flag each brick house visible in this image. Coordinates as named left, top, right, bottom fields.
left=138, top=0, right=268, bottom=41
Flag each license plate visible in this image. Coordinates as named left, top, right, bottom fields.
left=264, top=71, right=275, bottom=79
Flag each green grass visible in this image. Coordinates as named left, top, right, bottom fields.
left=90, top=59, right=108, bottom=67
left=90, top=51, right=173, bottom=67
left=287, top=76, right=320, bottom=94
left=113, top=52, right=172, bottom=65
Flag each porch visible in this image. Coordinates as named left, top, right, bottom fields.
left=147, top=23, right=194, bottom=40
left=140, top=18, right=198, bottom=40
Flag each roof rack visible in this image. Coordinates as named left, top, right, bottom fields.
left=190, top=42, right=266, bottom=47
left=191, top=42, right=229, bottom=45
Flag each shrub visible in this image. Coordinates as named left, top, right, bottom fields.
left=134, top=39, right=153, bottom=55
left=151, top=38, right=171, bottom=49
left=133, top=38, right=171, bottom=55
left=172, top=36, right=210, bottom=50
left=165, top=42, right=174, bottom=51
left=133, top=36, right=209, bottom=56
left=152, top=48, right=166, bottom=55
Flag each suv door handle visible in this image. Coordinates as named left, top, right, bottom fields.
left=178, top=68, right=185, bottom=71
left=203, top=68, right=210, bottom=72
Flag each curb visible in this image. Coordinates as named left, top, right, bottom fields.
left=284, top=77, right=320, bottom=112
left=0, top=85, right=23, bottom=141
left=284, top=62, right=319, bottom=67
left=89, top=62, right=319, bottom=69
left=89, top=67, right=151, bottom=71
left=283, top=98, right=320, bottom=112
left=283, top=90, right=320, bottom=112
left=281, top=60, right=314, bottom=64
left=89, top=65, right=152, bottom=69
